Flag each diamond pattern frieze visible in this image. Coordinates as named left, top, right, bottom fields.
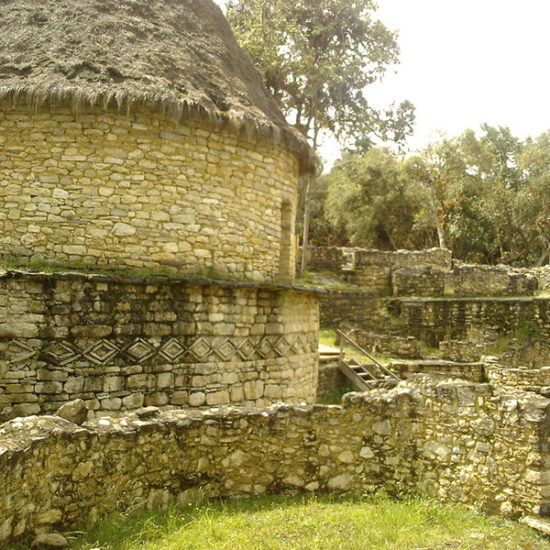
left=158, top=338, right=186, bottom=362
left=6, top=340, right=38, bottom=364
left=215, top=339, right=238, bottom=361
left=273, top=336, right=291, bottom=357
left=236, top=337, right=256, bottom=360
left=42, top=341, right=81, bottom=366
left=189, top=337, right=212, bottom=362
left=257, top=337, right=274, bottom=359
left=82, top=340, right=121, bottom=365
left=125, top=338, right=156, bottom=363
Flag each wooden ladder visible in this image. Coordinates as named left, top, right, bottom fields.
left=337, top=329, right=400, bottom=391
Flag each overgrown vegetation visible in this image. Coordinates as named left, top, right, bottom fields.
left=305, top=127, right=550, bottom=266
left=11, top=493, right=548, bottom=550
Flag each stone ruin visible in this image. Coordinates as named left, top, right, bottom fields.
left=1, top=0, right=550, bottom=546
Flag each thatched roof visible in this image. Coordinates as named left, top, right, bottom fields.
left=0, top=0, right=314, bottom=172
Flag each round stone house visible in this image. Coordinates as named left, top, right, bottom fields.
left=0, top=0, right=320, bottom=418
left=0, top=0, right=314, bottom=281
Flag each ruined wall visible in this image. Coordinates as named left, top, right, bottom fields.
left=486, top=365, right=550, bottom=394
left=1, top=376, right=549, bottom=544
left=387, top=297, right=550, bottom=347
left=348, top=329, right=420, bottom=359
left=353, top=247, right=452, bottom=270
left=350, top=248, right=452, bottom=294
left=300, top=246, right=349, bottom=273
left=497, top=339, right=550, bottom=368
left=389, top=360, right=486, bottom=383
left=301, top=247, right=452, bottom=294
left=392, top=264, right=538, bottom=297
left=0, top=104, right=299, bottom=281
left=0, top=271, right=319, bottom=420
left=318, top=290, right=381, bottom=328
left=438, top=339, right=493, bottom=363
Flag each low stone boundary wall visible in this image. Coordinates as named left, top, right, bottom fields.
left=392, top=264, right=538, bottom=297
left=486, top=365, right=550, bottom=394
left=0, top=271, right=319, bottom=420
left=1, top=376, right=549, bottom=544
left=318, top=290, right=380, bottom=328
left=439, top=339, right=493, bottom=363
left=348, top=329, right=420, bottom=359
left=387, top=297, right=550, bottom=347
left=301, top=247, right=451, bottom=295
left=389, top=360, right=486, bottom=383
left=353, top=247, right=452, bottom=270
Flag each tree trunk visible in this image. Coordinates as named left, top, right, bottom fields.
left=301, top=173, right=313, bottom=272
left=430, top=198, right=447, bottom=249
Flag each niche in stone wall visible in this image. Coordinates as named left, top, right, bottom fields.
left=278, top=200, right=293, bottom=281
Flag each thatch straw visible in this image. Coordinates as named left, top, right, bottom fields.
left=0, top=0, right=314, bottom=173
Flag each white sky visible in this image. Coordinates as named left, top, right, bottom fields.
left=214, top=0, right=550, bottom=165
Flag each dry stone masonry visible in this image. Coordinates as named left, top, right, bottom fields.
left=0, top=270, right=319, bottom=421
left=1, top=376, right=549, bottom=544
left=0, top=106, right=299, bottom=281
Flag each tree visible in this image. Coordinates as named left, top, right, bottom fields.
left=226, top=0, right=415, bottom=267
left=325, top=148, right=418, bottom=249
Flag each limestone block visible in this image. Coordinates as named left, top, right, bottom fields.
left=56, top=399, right=89, bottom=425
left=31, top=533, right=68, bottom=549
left=122, top=393, right=144, bottom=410
left=206, top=390, right=230, bottom=406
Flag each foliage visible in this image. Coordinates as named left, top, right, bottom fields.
left=315, top=126, right=550, bottom=266
left=226, top=0, right=414, bottom=149
left=325, top=148, right=420, bottom=249
left=46, top=493, right=550, bottom=550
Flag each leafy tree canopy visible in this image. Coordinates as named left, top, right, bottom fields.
left=226, top=0, right=415, bottom=149
left=316, top=126, right=550, bottom=267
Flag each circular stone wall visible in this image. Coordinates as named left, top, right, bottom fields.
left=0, top=271, right=319, bottom=420
left=0, top=104, right=299, bottom=280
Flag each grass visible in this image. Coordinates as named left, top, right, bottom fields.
left=13, top=493, right=550, bottom=550
left=297, top=270, right=358, bottom=290
left=316, top=385, right=354, bottom=404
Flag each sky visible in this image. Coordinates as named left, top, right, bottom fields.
left=214, top=0, right=550, bottom=165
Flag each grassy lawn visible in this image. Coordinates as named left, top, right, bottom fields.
left=19, top=493, right=549, bottom=550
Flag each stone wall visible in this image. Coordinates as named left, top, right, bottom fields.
left=300, top=246, right=349, bottom=273
left=348, top=329, right=420, bottom=359
left=486, top=365, right=550, bottom=394
left=438, top=339, right=492, bottom=363
left=0, top=270, right=319, bottom=421
left=353, top=247, right=452, bottom=270
left=497, top=339, right=550, bottom=368
left=392, top=268, right=446, bottom=297
left=387, top=297, right=550, bottom=347
left=346, top=248, right=452, bottom=294
left=301, top=247, right=452, bottom=294
left=317, top=364, right=352, bottom=399
left=389, top=360, right=486, bottom=383
left=0, top=104, right=299, bottom=281
left=392, top=264, right=538, bottom=298
left=318, top=290, right=381, bottom=328
left=1, top=376, right=549, bottom=544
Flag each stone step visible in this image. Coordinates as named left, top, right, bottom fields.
left=520, top=515, right=550, bottom=535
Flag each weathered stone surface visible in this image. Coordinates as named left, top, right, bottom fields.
left=0, top=272, right=319, bottom=420
left=0, top=106, right=299, bottom=281
left=31, top=533, right=68, bottom=549
left=55, top=400, right=89, bottom=425
left=1, top=377, right=547, bottom=545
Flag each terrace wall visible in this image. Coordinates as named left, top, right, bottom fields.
left=1, top=376, right=549, bottom=544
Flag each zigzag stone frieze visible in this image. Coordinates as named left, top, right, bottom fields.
left=5, top=334, right=316, bottom=368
